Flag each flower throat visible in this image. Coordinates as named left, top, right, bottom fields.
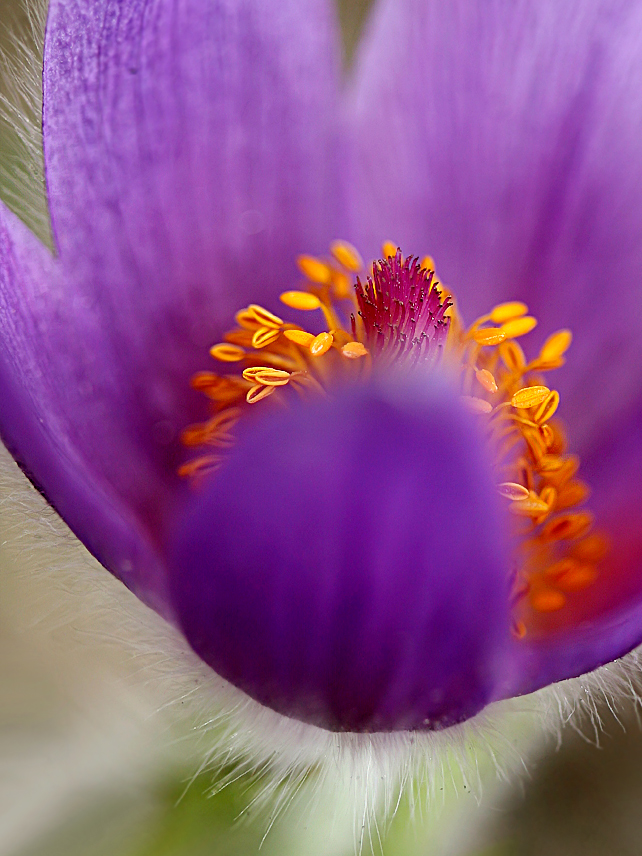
left=180, top=242, right=608, bottom=640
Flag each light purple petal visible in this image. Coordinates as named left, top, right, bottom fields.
left=3, top=0, right=342, bottom=567
left=169, top=376, right=512, bottom=732
left=347, top=0, right=642, bottom=454
left=0, top=202, right=167, bottom=610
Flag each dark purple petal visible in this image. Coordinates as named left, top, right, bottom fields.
left=4, top=0, right=341, bottom=559
left=347, top=0, right=642, bottom=454
left=169, top=376, right=512, bottom=732
left=0, top=203, right=167, bottom=610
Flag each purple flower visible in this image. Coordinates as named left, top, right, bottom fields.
left=1, top=0, right=642, bottom=741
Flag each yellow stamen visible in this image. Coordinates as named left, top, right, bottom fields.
left=542, top=511, right=594, bottom=542
left=297, top=255, right=333, bottom=284
left=555, top=565, right=598, bottom=592
left=182, top=240, right=608, bottom=642
left=540, top=329, right=573, bottom=362
left=242, top=366, right=275, bottom=382
left=342, top=341, right=368, bottom=359
left=509, top=491, right=550, bottom=517
left=540, top=424, right=555, bottom=448
left=511, top=386, right=550, bottom=409
left=209, top=343, right=246, bottom=362
left=177, top=455, right=224, bottom=480
left=330, top=240, right=364, bottom=272
left=490, top=301, right=528, bottom=324
left=310, top=331, right=334, bottom=357
left=533, top=390, right=560, bottom=424
left=501, top=316, right=538, bottom=338
left=499, top=340, right=526, bottom=373
left=252, top=327, right=282, bottom=349
left=472, top=327, right=506, bottom=346
left=251, top=368, right=292, bottom=387
left=246, top=384, right=277, bottom=404
left=280, top=291, right=322, bottom=311
left=284, top=329, right=316, bottom=347
left=572, top=533, right=610, bottom=562
left=531, top=589, right=566, bottom=613
left=235, top=308, right=259, bottom=329
left=330, top=269, right=352, bottom=300
left=248, top=304, right=284, bottom=328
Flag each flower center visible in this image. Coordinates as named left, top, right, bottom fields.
left=179, top=241, right=608, bottom=640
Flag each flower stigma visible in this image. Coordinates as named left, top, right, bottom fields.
left=180, top=242, right=609, bottom=641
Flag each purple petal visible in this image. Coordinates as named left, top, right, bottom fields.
left=0, top=203, right=167, bottom=610
left=1, top=0, right=342, bottom=576
left=348, top=0, right=642, bottom=452
left=348, top=0, right=642, bottom=684
left=169, top=376, right=512, bottom=732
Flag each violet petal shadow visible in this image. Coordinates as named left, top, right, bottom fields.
left=169, top=375, right=513, bottom=732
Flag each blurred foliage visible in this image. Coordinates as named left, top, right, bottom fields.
left=337, top=0, right=373, bottom=65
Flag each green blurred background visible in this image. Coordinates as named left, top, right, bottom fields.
left=2, top=2, right=642, bottom=854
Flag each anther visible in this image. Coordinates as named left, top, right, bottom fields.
left=511, top=386, right=550, bottom=409
left=539, top=485, right=557, bottom=509
left=501, top=316, right=537, bottom=338
left=534, top=390, right=560, bottom=424
left=490, top=302, right=528, bottom=324
left=252, top=327, right=282, bottom=349
left=509, top=491, right=550, bottom=517
left=251, top=369, right=291, bottom=387
left=531, top=589, right=566, bottom=612
left=540, top=329, right=573, bottom=363
left=472, top=327, right=506, bottom=346
left=310, top=332, right=333, bottom=357
left=555, top=565, right=598, bottom=592
left=572, top=533, right=610, bottom=562
left=498, top=482, right=530, bottom=500
left=475, top=368, right=498, bottom=394
left=284, top=329, right=316, bottom=347
left=246, top=384, right=277, bottom=404
left=461, top=396, right=493, bottom=414
left=499, top=341, right=526, bottom=372
left=280, top=291, right=322, bottom=311
left=297, top=255, right=332, bottom=284
left=342, top=341, right=368, bottom=359
left=541, top=512, right=594, bottom=542
left=177, top=455, right=224, bottom=480
left=209, top=344, right=246, bottom=362
left=248, top=305, right=284, bottom=328
left=330, top=241, right=363, bottom=272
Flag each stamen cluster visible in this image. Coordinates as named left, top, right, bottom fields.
left=180, top=242, right=608, bottom=641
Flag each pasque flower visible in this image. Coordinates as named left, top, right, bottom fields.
left=2, top=0, right=642, bottom=746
